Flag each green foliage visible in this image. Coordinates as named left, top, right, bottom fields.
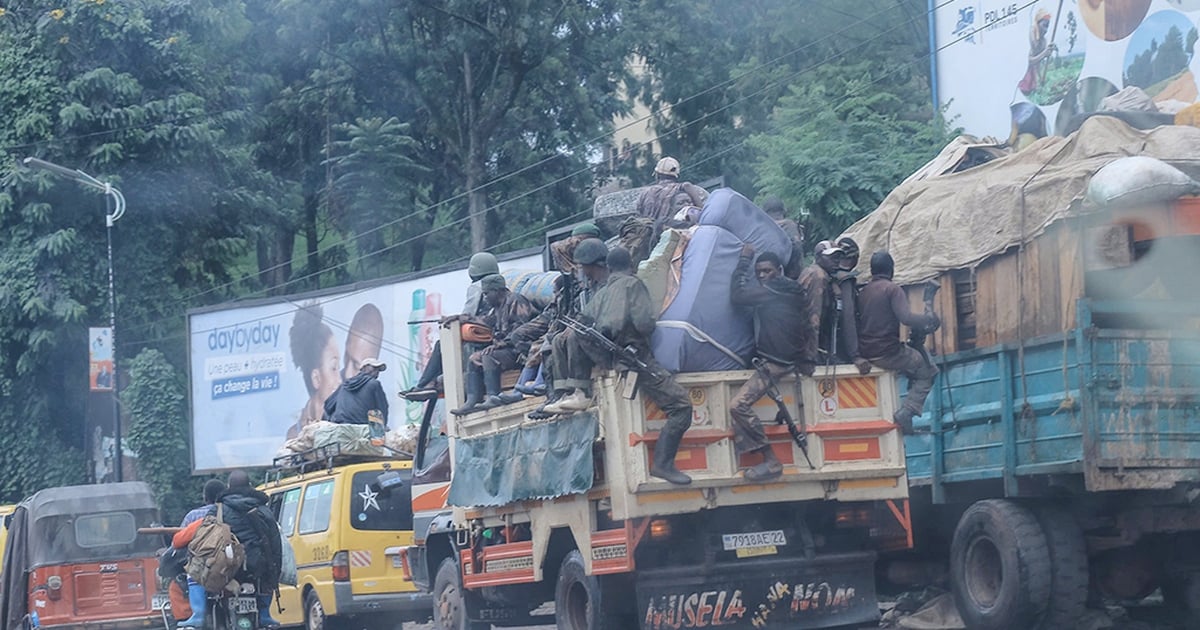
left=1029, top=56, right=1085, bottom=106
left=123, top=348, right=202, bottom=524
left=752, top=59, right=952, bottom=240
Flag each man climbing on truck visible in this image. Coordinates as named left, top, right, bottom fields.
left=728, top=243, right=812, bottom=481
left=543, top=240, right=696, bottom=485
left=857, top=251, right=941, bottom=433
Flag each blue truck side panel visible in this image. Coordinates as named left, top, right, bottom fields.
left=906, top=299, right=1200, bottom=503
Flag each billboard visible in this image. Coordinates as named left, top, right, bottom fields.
left=188, top=252, right=543, bottom=472
left=89, top=327, right=114, bottom=391
left=935, top=0, right=1200, bottom=138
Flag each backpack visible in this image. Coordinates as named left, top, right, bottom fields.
left=185, top=504, right=246, bottom=592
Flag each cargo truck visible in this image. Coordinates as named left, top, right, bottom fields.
left=843, top=118, right=1200, bottom=629
left=401, top=317, right=915, bottom=629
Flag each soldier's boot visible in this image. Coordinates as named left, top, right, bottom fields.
left=476, top=367, right=505, bottom=410
left=650, top=425, right=692, bottom=485
left=543, top=388, right=590, bottom=414
left=451, top=371, right=485, bottom=416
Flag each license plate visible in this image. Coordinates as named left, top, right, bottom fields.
left=392, top=555, right=403, bottom=569
left=151, top=593, right=170, bottom=611
left=735, top=545, right=778, bottom=558
left=721, top=530, right=786, bottom=551
left=231, top=597, right=257, bottom=614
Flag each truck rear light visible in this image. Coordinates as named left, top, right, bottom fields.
left=332, top=551, right=350, bottom=582
left=835, top=507, right=871, bottom=527
left=46, top=575, right=62, bottom=600
left=649, top=519, right=672, bottom=540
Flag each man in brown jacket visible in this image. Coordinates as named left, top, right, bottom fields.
left=856, top=251, right=940, bottom=433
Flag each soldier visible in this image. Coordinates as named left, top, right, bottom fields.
left=856, top=252, right=941, bottom=433
left=544, top=240, right=695, bottom=485
left=451, top=274, right=538, bottom=415
left=403, top=252, right=499, bottom=401
left=623, top=157, right=709, bottom=264
left=728, top=244, right=812, bottom=481
left=797, top=241, right=841, bottom=365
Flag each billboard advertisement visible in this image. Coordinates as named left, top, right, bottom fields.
left=188, top=252, right=542, bottom=472
left=89, top=327, right=114, bottom=391
left=935, top=0, right=1200, bottom=138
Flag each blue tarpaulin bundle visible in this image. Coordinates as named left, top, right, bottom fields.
left=448, top=411, right=598, bottom=507
left=651, top=189, right=791, bottom=372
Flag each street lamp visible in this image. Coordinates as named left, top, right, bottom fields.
left=22, top=157, right=127, bottom=482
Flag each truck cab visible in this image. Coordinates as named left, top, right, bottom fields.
left=405, top=312, right=914, bottom=629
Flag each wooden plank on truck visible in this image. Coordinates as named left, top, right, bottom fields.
left=993, top=250, right=1021, bottom=343
left=1020, top=238, right=1041, bottom=339
left=1059, top=219, right=1084, bottom=327
left=1035, top=225, right=1062, bottom=335
left=975, top=259, right=998, bottom=347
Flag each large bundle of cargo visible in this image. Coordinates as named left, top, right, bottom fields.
left=650, top=188, right=791, bottom=372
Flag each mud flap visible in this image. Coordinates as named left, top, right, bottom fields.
left=635, top=551, right=878, bottom=629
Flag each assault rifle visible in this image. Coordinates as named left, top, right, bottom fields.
left=751, top=358, right=815, bottom=470
left=559, top=315, right=651, bottom=374
left=907, top=280, right=942, bottom=366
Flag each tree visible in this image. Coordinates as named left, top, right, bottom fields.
left=379, top=0, right=632, bottom=251
left=123, top=348, right=202, bottom=523
left=751, top=59, right=952, bottom=240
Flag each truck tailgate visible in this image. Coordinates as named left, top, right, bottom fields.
left=603, top=365, right=909, bottom=520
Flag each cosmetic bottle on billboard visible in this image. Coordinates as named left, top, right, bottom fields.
left=408, top=289, right=427, bottom=386
left=422, top=292, right=442, bottom=365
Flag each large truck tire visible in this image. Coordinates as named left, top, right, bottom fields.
left=433, top=558, right=490, bottom=630
left=950, top=499, right=1051, bottom=629
left=554, top=550, right=633, bottom=630
left=1033, top=506, right=1090, bottom=630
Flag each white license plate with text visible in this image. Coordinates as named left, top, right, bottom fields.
left=721, top=530, right=787, bottom=551
left=231, top=597, right=257, bottom=614
left=151, top=593, right=170, bottom=611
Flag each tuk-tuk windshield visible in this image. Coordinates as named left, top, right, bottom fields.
left=33, top=508, right=160, bottom=566
left=75, top=512, right=138, bottom=547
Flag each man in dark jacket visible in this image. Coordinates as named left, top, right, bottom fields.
left=728, top=244, right=812, bottom=481
left=212, top=470, right=283, bottom=628
left=324, top=357, right=388, bottom=426
left=857, top=252, right=941, bottom=433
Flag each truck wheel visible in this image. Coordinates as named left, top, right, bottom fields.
left=950, top=499, right=1051, bottom=629
left=433, top=558, right=490, bottom=630
left=1033, top=506, right=1089, bottom=630
left=555, top=550, right=631, bottom=630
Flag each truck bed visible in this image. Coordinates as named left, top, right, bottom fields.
left=451, top=365, right=909, bottom=521
left=906, top=299, right=1200, bottom=501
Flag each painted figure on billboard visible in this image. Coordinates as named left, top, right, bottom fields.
left=1020, top=9, right=1058, bottom=95
left=287, top=303, right=342, bottom=439
left=342, top=304, right=384, bottom=381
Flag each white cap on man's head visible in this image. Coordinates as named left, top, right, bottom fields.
left=361, top=357, right=387, bottom=371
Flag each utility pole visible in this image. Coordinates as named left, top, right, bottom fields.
left=22, top=157, right=127, bottom=481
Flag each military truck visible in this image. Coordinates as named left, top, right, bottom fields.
left=400, top=306, right=914, bottom=629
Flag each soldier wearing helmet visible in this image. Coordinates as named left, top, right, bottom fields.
left=796, top=240, right=846, bottom=371
left=543, top=240, right=696, bottom=485
left=402, top=251, right=501, bottom=401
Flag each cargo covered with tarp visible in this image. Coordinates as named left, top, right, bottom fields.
left=840, top=116, right=1200, bottom=285
left=651, top=189, right=791, bottom=372
left=448, top=411, right=599, bottom=507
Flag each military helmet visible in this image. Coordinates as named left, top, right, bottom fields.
left=573, top=238, right=609, bottom=266
left=468, top=252, right=499, bottom=280
left=654, top=157, right=681, bottom=178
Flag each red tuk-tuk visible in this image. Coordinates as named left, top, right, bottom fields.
left=0, top=482, right=165, bottom=630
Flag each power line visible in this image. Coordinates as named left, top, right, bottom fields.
left=123, top=0, right=952, bottom=318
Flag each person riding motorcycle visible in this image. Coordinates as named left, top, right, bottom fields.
left=173, top=471, right=283, bottom=628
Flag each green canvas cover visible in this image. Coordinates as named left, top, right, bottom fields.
left=448, top=411, right=598, bottom=508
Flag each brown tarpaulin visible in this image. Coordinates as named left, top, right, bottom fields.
left=840, top=116, right=1200, bottom=285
